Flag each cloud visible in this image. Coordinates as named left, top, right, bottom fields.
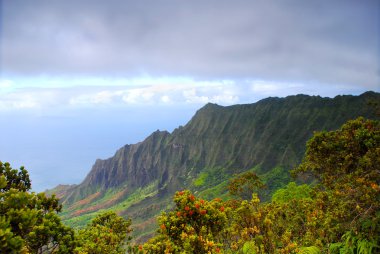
left=0, top=79, right=244, bottom=111
left=69, top=90, right=124, bottom=105
left=69, top=83, right=242, bottom=106
left=160, top=95, right=171, bottom=103
left=182, top=87, right=239, bottom=104
left=0, top=75, right=374, bottom=112
left=1, top=0, right=379, bottom=88
left=0, top=91, right=38, bottom=110
left=182, top=89, right=209, bottom=104
left=0, top=79, right=13, bottom=90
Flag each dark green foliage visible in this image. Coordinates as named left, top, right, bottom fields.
left=271, top=182, right=312, bottom=203
left=142, top=117, right=380, bottom=253
left=3, top=112, right=380, bottom=253
left=228, top=172, right=266, bottom=200
left=0, top=216, right=23, bottom=253
left=53, top=92, right=380, bottom=239
left=0, top=162, right=76, bottom=253
left=0, top=161, right=31, bottom=192
left=1, top=162, right=136, bottom=253
left=293, top=117, right=380, bottom=252
left=75, top=211, right=133, bottom=254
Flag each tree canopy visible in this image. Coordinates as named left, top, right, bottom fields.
left=142, top=118, right=380, bottom=253
left=1, top=117, right=379, bottom=253
left=0, top=162, right=75, bottom=253
left=0, top=162, right=133, bottom=254
left=75, top=211, right=133, bottom=254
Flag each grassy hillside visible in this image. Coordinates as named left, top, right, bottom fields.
left=49, top=91, right=380, bottom=240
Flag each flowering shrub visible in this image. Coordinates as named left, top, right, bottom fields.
left=143, top=190, right=227, bottom=253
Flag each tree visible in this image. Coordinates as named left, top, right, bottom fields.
left=271, top=182, right=312, bottom=203
left=75, top=211, right=133, bottom=254
left=0, top=161, right=76, bottom=253
left=293, top=117, right=380, bottom=252
left=228, top=172, right=266, bottom=200
left=144, top=190, right=227, bottom=253
left=221, top=118, right=380, bottom=253
left=0, top=161, right=31, bottom=192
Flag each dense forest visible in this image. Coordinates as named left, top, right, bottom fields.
left=1, top=117, right=379, bottom=253
left=51, top=92, right=380, bottom=241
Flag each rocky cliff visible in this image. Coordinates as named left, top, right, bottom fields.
left=54, top=91, right=380, bottom=239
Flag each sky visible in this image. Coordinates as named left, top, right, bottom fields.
left=0, top=0, right=379, bottom=192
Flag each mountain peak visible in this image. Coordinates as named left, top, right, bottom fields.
left=53, top=92, right=380, bottom=237
left=198, top=102, right=223, bottom=112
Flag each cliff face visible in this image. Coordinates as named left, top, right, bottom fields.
left=55, top=91, right=380, bottom=237
left=63, top=130, right=170, bottom=203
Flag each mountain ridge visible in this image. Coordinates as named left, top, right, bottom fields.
left=51, top=91, right=380, bottom=239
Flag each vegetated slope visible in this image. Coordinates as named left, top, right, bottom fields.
left=54, top=91, right=380, bottom=240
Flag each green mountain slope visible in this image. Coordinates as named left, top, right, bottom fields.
left=52, top=91, right=380, bottom=240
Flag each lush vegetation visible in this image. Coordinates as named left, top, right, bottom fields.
left=1, top=117, right=379, bottom=253
left=58, top=92, right=379, bottom=240
left=0, top=162, right=133, bottom=253
left=141, top=117, right=380, bottom=253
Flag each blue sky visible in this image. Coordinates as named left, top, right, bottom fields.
left=0, top=0, right=379, bottom=192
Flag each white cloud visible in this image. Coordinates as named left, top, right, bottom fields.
left=183, top=89, right=208, bottom=104
left=121, top=89, right=142, bottom=104
left=14, top=99, right=38, bottom=109
left=160, top=95, right=171, bottom=103
left=93, top=91, right=115, bottom=104
left=0, top=92, right=38, bottom=110
left=69, top=90, right=124, bottom=105
left=0, top=76, right=373, bottom=112
left=211, top=93, right=239, bottom=104
left=66, top=81, right=243, bottom=107
left=0, top=79, right=13, bottom=90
